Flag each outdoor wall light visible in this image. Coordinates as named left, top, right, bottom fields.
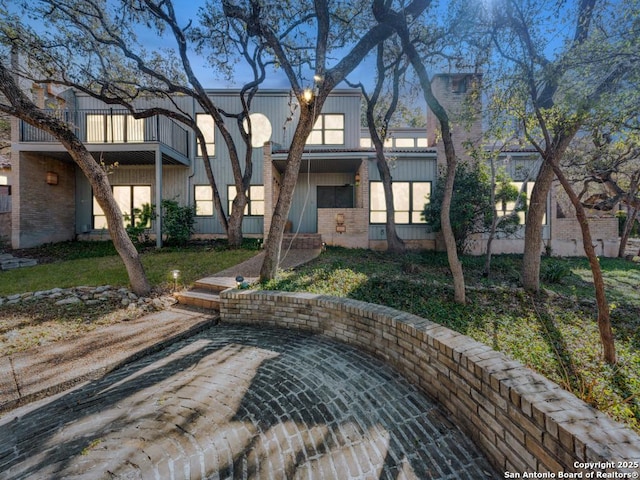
left=303, top=88, right=313, bottom=103
left=171, top=269, right=181, bottom=291
left=46, top=171, right=59, bottom=185
left=355, top=172, right=360, bottom=186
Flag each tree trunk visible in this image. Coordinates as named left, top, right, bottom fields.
left=227, top=192, right=248, bottom=247
left=553, top=163, right=616, bottom=364
left=521, top=159, right=555, bottom=291
left=260, top=110, right=316, bottom=282
left=0, top=64, right=151, bottom=296
left=376, top=146, right=406, bottom=254
left=619, top=206, right=638, bottom=258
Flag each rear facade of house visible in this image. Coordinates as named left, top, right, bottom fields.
left=8, top=74, right=619, bottom=256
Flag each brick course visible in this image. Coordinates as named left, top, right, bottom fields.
left=220, top=289, right=640, bottom=476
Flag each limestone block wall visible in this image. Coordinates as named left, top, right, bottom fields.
left=220, top=290, right=640, bottom=476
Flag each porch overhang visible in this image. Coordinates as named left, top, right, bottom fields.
left=271, top=150, right=367, bottom=174
left=16, top=142, right=190, bottom=166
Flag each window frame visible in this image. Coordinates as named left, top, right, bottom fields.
left=194, top=185, right=215, bottom=217
left=369, top=181, right=431, bottom=225
left=92, top=185, right=152, bottom=230
left=196, top=113, right=216, bottom=157
left=227, top=185, right=265, bottom=217
left=307, top=114, right=345, bottom=145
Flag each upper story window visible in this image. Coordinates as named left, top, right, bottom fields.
left=360, top=136, right=428, bottom=148
left=307, top=114, right=344, bottom=145
left=196, top=113, right=215, bottom=157
left=86, top=114, right=144, bottom=143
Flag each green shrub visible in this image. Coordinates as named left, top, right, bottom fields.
left=541, top=260, right=571, bottom=284
left=161, top=199, right=196, bottom=246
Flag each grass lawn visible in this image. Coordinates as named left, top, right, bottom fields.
left=264, top=247, right=640, bottom=433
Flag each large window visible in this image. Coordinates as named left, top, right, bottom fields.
left=227, top=185, right=265, bottom=216
left=307, top=114, right=344, bottom=145
left=196, top=113, right=215, bottom=156
left=194, top=185, right=214, bottom=216
left=86, top=114, right=144, bottom=143
left=370, top=181, right=431, bottom=224
left=93, top=185, right=151, bottom=229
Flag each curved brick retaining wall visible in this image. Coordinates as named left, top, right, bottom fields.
left=220, top=289, right=640, bottom=477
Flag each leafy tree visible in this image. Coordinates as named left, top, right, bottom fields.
left=422, top=161, right=523, bottom=254
left=0, top=62, right=152, bottom=296
left=478, top=0, right=640, bottom=363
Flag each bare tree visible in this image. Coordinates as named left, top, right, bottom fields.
left=0, top=62, right=151, bottom=296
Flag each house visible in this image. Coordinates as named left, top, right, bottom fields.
left=8, top=74, right=619, bottom=256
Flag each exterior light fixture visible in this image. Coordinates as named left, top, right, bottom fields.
left=171, top=269, right=180, bottom=291
left=303, top=88, right=313, bottom=103
left=235, top=275, right=245, bottom=288
left=355, top=172, right=360, bottom=186
left=46, top=171, right=59, bottom=185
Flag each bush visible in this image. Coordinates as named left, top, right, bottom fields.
left=541, top=259, right=572, bottom=284
left=161, top=199, right=196, bottom=246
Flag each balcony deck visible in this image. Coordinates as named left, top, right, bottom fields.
left=19, top=109, right=190, bottom=166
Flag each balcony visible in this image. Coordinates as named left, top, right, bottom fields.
left=19, top=109, right=190, bottom=165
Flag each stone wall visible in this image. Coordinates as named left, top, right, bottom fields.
left=220, top=290, right=640, bottom=476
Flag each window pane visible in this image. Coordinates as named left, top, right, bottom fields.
left=250, top=185, right=264, bottom=201
left=392, top=183, right=410, bottom=210
left=416, top=138, right=428, bottom=147
left=307, top=130, right=323, bottom=144
left=195, top=185, right=213, bottom=201
left=196, top=114, right=215, bottom=156
left=395, top=138, right=414, bottom=147
left=394, top=211, right=409, bottom=224
left=360, top=138, right=372, bottom=148
left=324, top=115, right=343, bottom=129
left=113, top=186, right=131, bottom=215
left=324, top=131, right=343, bottom=144
left=370, top=211, right=387, bottom=223
left=412, top=183, right=431, bottom=210
left=94, top=216, right=108, bottom=229
left=252, top=201, right=264, bottom=215
left=370, top=182, right=386, bottom=210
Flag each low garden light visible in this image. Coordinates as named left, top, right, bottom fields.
left=171, top=269, right=181, bottom=291
left=235, top=275, right=245, bottom=288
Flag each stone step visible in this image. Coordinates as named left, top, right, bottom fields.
left=175, top=289, right=221, bottom=310
left=194, top=276, right=256, bottom=293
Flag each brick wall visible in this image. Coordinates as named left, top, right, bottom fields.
left=220, top=290, right=640, bottom=476
left=317, top=208, right=369, bottom=248
left=13, top=153, right=75, bottom=248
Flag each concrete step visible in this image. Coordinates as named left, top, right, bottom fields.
left=175, top=289, right=221, bottom=310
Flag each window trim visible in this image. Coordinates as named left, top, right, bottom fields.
left=369, top=181, right=431, bottom=225
left=307, top=113, right=345, bottom=145
left=194, top=185, right=215, bottom=217
left=196, top=113, right=216, bottom=157
left=227, top=184, right=265, bottom=217
left=92, top=185, right=152, bottom=230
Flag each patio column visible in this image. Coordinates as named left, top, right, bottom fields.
left=155, top=149, right=163, bottom=248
